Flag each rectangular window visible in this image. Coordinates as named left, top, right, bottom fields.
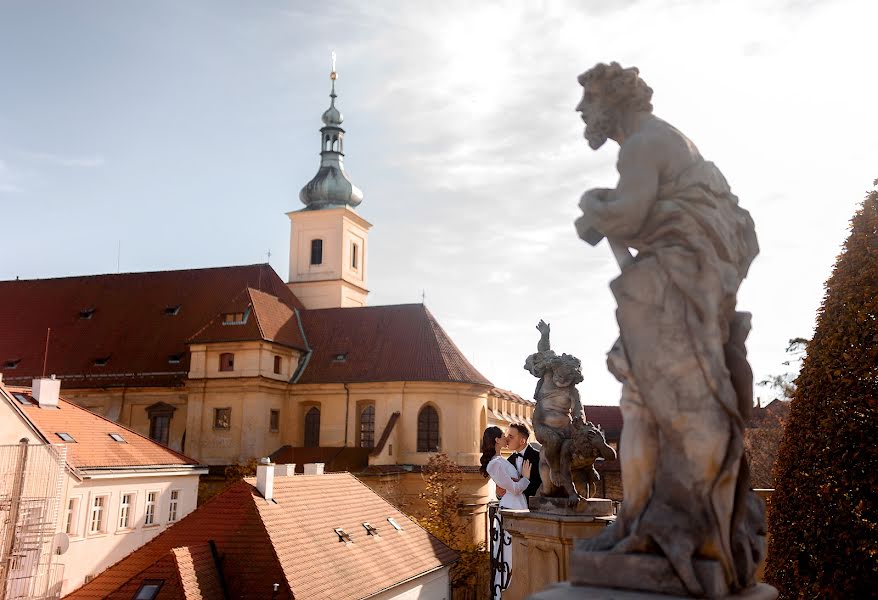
left=89, top=495, right=107, bottom=534
left=351, top=243, right=359, bottom=269
left=149, top=415, right=171, bottom=446
left=168, top=490, right=179, bottom=523
left=273, top=355, right=282, bottom=374
left=65, top=497, right=80, bottom=536
left=219, top=352, right=235, bottom=372
left=145, top=491, right=158, bottom=526
left=119, top=493, right=134, bottom=529
left=270, top=409, right=280, bottom=433
left=214, top=408, right=231, bottom=430
left=310, top=239, right=323, bottom=265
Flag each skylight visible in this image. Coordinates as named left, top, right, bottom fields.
left=134, top=580, right=164, bottom=600
left=12, top=393, right=32, bottom=405
left=109, top=433, right=126, bottom=443
left=79, top=308, right=96, bottom=320
left=163, top=305, right=181, bottom=316
left=168, top=354, right=182, bottom=365
left=56, top=433, right=76, bottom=443
left=93, top=357, right=110, bottom=367
left=3, top=358, right=20, bottom=369
left=387, top=517, right=403, bottom=531
left=334, top=527, right=353, bottom=543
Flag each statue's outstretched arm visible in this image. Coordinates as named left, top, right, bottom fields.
left=536, top=319, right=551, bottom=352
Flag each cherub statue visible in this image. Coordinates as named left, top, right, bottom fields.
left=524, top=320, right=587, bottom=502
left=566, top=420, right=617, bottom=499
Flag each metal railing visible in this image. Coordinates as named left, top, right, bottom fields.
left=487, top=502, right=511, bottom=599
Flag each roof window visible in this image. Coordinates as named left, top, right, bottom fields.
left=56, top=432, right=76, bottom=443
left=387, top=517, right=403, bottom=531
left=334, top=527, right=353, bottom=543
left=79, top=308, right=96, bottom=320
left=222, top=308, right=250, bottom=325
left=94, top=356, right=110, bottom=367
left=133, top=580, right=164, bottom=600
left=12, top=392, right=32, bottom=405
left=362, top=522, right=379, bottom=536
left=168, top=354, right=182, bottom=365
left=109, top=433, right=126, bottom=443
left=163, top=305, right=181, bottom=316
left=3, top=358, right=20, bottom=369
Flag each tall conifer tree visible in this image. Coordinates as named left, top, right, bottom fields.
left=765, top=185, right=878, bottom=598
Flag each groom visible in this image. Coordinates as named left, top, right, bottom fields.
left=506, top=423, right=542, bottom=499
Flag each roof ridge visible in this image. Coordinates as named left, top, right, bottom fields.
left=422, top=305, right=492, bottom=386
left=0, top=263, right=271, bottom=285
left=245, top=288, right=267, bottom=340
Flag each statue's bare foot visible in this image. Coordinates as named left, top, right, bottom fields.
left=567, top=493, right=582, bottom=507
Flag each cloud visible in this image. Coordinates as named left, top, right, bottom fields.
left=18, top=151, right=106, bottom=168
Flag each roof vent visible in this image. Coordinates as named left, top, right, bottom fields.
left=79, top=308, right=96, bottom=320
left=3, top=358, right=20, bottom=369
left=256, top=457, right=275, bottom=501
left=163, top=305, right=181, bottom=316
left=32, top=376, right=60, bottom=409
left=93, top=357, right=110, bottom=367
left=362, top=522, right=379, bottom=536
left=334, top=528, right=353, bottom=543
left=387, top=517, right=403, bottom=531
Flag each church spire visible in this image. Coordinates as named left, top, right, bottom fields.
left=299, top=51, right=364, bottom=210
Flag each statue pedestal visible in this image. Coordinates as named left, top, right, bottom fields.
left=526, top=582, right=778, bottom=600
left=500, top=499, right=615, bottom=600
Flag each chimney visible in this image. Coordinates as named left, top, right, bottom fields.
left=256, top=457, right=274, bottom=500
left=32, top=375, right=60, bottom=409
left=303, top=463, right=324, bottom=475
left=274, top=463, right=296, bottom=477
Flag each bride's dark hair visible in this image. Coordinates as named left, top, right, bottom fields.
left=479, top=426, right=504, bottom=478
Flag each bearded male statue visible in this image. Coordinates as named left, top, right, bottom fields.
left=571, top=63, right=767, bottom=598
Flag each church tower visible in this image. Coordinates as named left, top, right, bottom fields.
left=288, top=54, right=372, bottom=309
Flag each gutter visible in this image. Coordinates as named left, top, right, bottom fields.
left=79, top=464, right=209, bottom=479
left=290, top=307, right=312, bottom=383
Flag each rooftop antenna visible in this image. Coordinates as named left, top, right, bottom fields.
left=42, top=327, right=51, bottom=377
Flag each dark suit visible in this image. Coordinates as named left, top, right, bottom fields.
left=508, top=443, right=542, bottom=498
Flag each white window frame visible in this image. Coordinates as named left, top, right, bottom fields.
left=88, top=494, right=109, bottom=535
left=118, top=492, right=136, bottom=530
left=144, top=490, right=159, bottom=526
left=65, top=496, right=82, bottom=537
left=167, top=490, right=180, bottom=523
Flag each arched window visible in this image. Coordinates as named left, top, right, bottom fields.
left=358, top=404, right=375, bottom=448
left=304, top=407, right=320, bottom=448
left=417, top=405, right=440, bottom=452
left=310, top=239, right=323, bottom=265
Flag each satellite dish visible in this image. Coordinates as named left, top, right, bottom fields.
left=53, top=532, right=69, bottom=555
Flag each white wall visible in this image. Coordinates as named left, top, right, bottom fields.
left=369, top=566, right=451, bottom=600
left=58, top=473, right=200, bottom=596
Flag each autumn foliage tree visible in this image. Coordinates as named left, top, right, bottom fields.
left=416, top=453, right=488, bottom=599
left=765, top=185, right=878, bottom=598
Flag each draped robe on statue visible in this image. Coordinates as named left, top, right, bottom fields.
left=596, top=159, right=764, bottom=594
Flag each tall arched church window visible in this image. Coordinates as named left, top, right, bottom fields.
left=358, top=404, right=375, bottom=449
left=310, top=239, right=323, bottom=265
left=417, top=405, right=440, bottom=452
left=304, top=407, right=320, bottom=447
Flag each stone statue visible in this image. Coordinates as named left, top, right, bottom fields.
left=570, top=62, right=766, bottom=597
left=525, top=320, right=610, bottom=504
left=566, top=420, right=617, bottom=499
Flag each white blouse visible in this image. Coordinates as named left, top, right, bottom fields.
left=487, top=455, right=530, bottom=510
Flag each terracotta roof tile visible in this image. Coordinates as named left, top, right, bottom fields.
left=298, top=304, right=491, bottom=386
left=5, top=385, right=200, bottom=470
left=172, top=544, right=225, bottom=600
left=0, top=264, right=302, bottom=388
left=65, top=473, right=457, bottom=600
left=490, top=387, right=535, bottom=405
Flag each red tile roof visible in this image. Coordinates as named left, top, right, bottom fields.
left=173, top=544, right=225, bottom=600
left=0, top=264, right=303, bottom=388
left=66, top=473, right=457, bottom=600
left=583, top=405, right=623, bottom=439
left=3, top=385, right=201, bottom=470
left=298, top=304, right=491, bottom=386
left=490, top=387, right=535, bottom=405
left=188, top=287, right=305, bottom=349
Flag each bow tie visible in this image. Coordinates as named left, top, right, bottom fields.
left=511, top=452, right=522, bottom=459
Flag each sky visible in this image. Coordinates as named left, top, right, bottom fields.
left=2, top=0, right=877, bottom=405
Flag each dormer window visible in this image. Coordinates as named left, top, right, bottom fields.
left=222, top=309, right=249, bottom=325
left=3, top=358, right=20, bottom=369
left=163, top=305, right=181, bottom=316
left=79, top=308, right=96, bottom=320
left=93, top=356, right=110, bottom=367
left=310, top=239, right=323, bottom=265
